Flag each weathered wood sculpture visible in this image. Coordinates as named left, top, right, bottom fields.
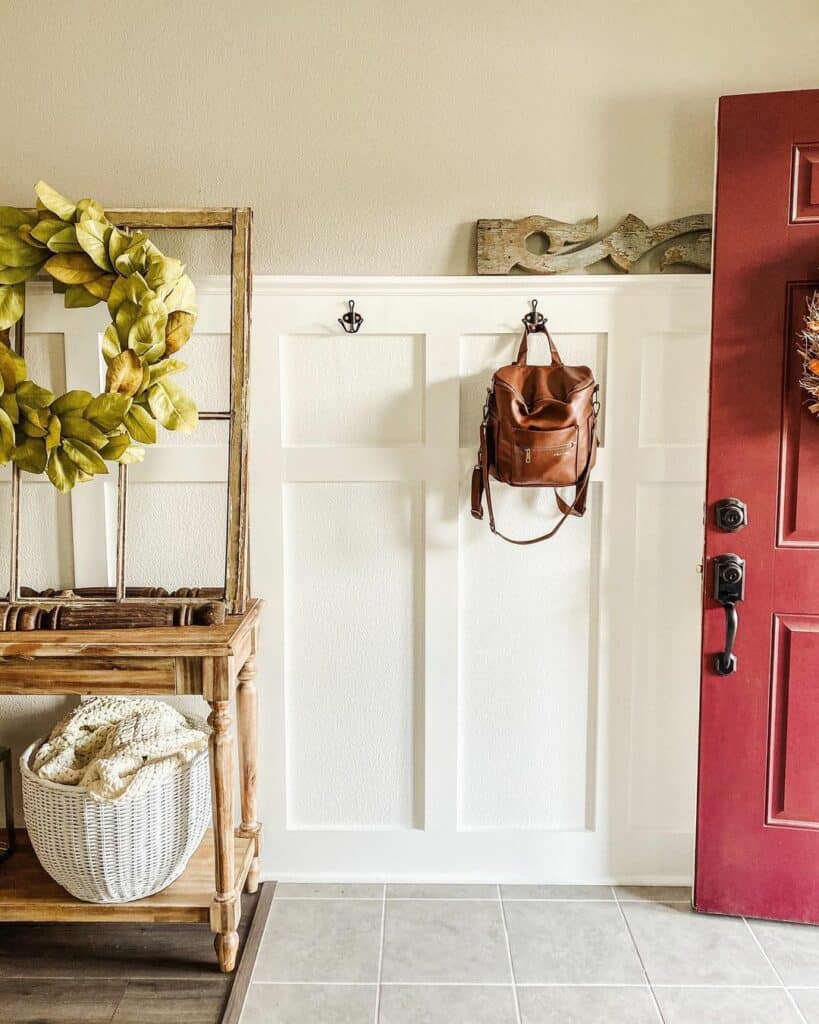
left=477, top=213, right=712, bottom=275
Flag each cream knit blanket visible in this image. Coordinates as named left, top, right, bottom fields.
left=32, top=697, right=208, bottom=803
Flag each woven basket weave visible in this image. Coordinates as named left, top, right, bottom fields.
left=20, top=715, right=211, bottom=904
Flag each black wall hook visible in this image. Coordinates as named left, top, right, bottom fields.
left=522, top=298, right=547, bottom=333
left=338, top=299, right=364, bottom=334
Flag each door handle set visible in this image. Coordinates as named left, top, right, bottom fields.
left=712, top=553, right=745, bottom=676
left=710, top=499, right=748, bottom=676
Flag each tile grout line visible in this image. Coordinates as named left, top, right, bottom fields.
left=612, top=885, right=667, bottom=1024
left=497, top=883, right=523, bottom=1024
left=742, top=917, right=809, bottom=1024
left=373, top=883, right=387, bottom=1024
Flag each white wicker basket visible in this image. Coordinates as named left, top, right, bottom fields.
left=20, top=715, right=211, bottom=904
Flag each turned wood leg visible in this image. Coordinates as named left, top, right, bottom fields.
left=236, top=654, right=261, bottom=893
left=208, top=698, right=239, bottom=972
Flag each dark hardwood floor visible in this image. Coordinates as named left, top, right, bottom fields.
left=0, top=887, right=271, bottom=1024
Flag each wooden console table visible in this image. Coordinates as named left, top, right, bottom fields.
left=0, top=599, right=262, bottom=973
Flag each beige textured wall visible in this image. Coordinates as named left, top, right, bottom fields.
left=4, top=0, right=819, bottom=275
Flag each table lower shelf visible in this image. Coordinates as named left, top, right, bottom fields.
left=0, top=829, right=253, bottom=924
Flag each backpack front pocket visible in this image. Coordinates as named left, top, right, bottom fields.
left=506, top=424, right=579, bottom=485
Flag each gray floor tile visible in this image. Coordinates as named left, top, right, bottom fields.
left=379, top=984, right=518, bottom=1023
left=274, top=881, right=384, bottom=898
left=654, top=986, right=802, bottom=1023
left=518, top=985, right=658, bottom=1023
left=791, top=988, right=819, bottom=1023
left=504, top=900, right=644, bottom=984
left=254, top=899, right=382, bottom=982
left=380, top=899, right=511, bottom=983
left=386, top=883, right=497, bottom=898
left=241, top=983, right=376, bottom=1023
left=615, top=885, right=691, bottom=903
left=749, top=917, right=819, bottom=986
left=622, top=902, right=778, bottom=986
left=502, top=884, right=614, bottom=900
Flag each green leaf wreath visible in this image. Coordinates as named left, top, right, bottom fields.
left=0, top=181, right=198, bottom=492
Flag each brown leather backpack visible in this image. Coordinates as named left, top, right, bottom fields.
left=471, top=320, right=599, bottom=544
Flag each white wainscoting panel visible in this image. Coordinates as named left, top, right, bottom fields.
left=250, top=276, right=710, bottom=883
left=8, top=275, right=710, bottom=883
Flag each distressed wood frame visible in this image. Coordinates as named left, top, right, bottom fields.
left=6, top=207, right=252, bottom=618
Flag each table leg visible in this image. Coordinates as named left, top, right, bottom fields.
left=236, top=654, right=261, bottom=893
left=208, top=697, right=239, bottom=973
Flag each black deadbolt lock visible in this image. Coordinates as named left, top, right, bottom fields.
left=715, top=497, right=748, bottom=533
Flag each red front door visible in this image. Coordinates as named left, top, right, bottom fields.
left=696, top=89, right=819, bottom=923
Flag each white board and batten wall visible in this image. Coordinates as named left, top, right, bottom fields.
left=0, top=274, right=711, bottom=884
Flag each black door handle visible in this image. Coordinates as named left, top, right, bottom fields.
left=712, top=554, right=745, bottom=676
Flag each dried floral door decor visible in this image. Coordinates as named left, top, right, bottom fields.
left=799, top=292, right=819, bottom=413
left=0, top=182, right=199, bottom=491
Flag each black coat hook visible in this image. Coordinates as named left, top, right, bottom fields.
left=338, top=299, right=364, bottom=334
left=522, top=298, right=547, bottom=333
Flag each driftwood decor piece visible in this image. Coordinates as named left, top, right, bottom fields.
left=476, top=213, right=712, bottom=275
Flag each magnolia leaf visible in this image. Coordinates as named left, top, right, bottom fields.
left=46, top=448, right=79, bottom=492
left=0, top=264, right=41, bottom=285
left=59, top=413, right=108, bottom=449
left=0, top=393, right=19, bottom=424
left=102, top=324, right=121, bottom=363
left=115, top=239, right=151, bottom=277
left=22, top=405, right=50, bottom=429
left=44, top=252, right=101, bottom=285
left=106, top=349, right=143, bottom=396
left=84, top=392, right=131, bottom=431
left=149, top=358, right=187, bottom=384
left=108, top=227, right=135, bottom=265
left=124, top=403, right=156, bottom=444
left=83, top=274, right=115, bottom=301
left=31, top=218, right=69, bottom=245
left=107, top=272, right=150, bottom=317
left=62, top=437, right=108, bottom=475
left=20, top=417, right=46, bottom=438
left=34, top=181, right=76, bottom=222
left=0, top=208, right=31, bottom=230
left=45, top=414, right=61, bottom=452
left=76, top=198, right=106, bottom=222
left=165, top=310, right=196, bottom=354
left=18, top=224, right=46, bottom=249
left=0, top=284, right=25, bottom=330
left=160, top=273, right=197, bottom=315
left=0, top=407, right=14, bottom=463
left=12, top=437, right=47, bottom=474
left=17, top=380, right=56, bottom=410
left=64, top=284, right=101, bottom=308
left=46, top=227, right=82, bottom=253
left=99, top=430, right=131, bottom=461
left=147, top=380, right=197, bottom=433
left=51, top=390, right=93, bottom=416
left=0, top=344, right=27, bottom=391
left=145, top=254, right=184, bottom=291
left=0, top=233, right=45, bottom=268
left=128, top=299, right=167, bottom=362
left=75, top=219, right=112, bottom=271
left=137, top=362, right=151, bottom=395
left=112, top=302, right=137, bottom=347
left=118, top=442, right=145, bottom=464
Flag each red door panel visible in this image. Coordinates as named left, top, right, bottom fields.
left=696, top=89, right=819, bottom=924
